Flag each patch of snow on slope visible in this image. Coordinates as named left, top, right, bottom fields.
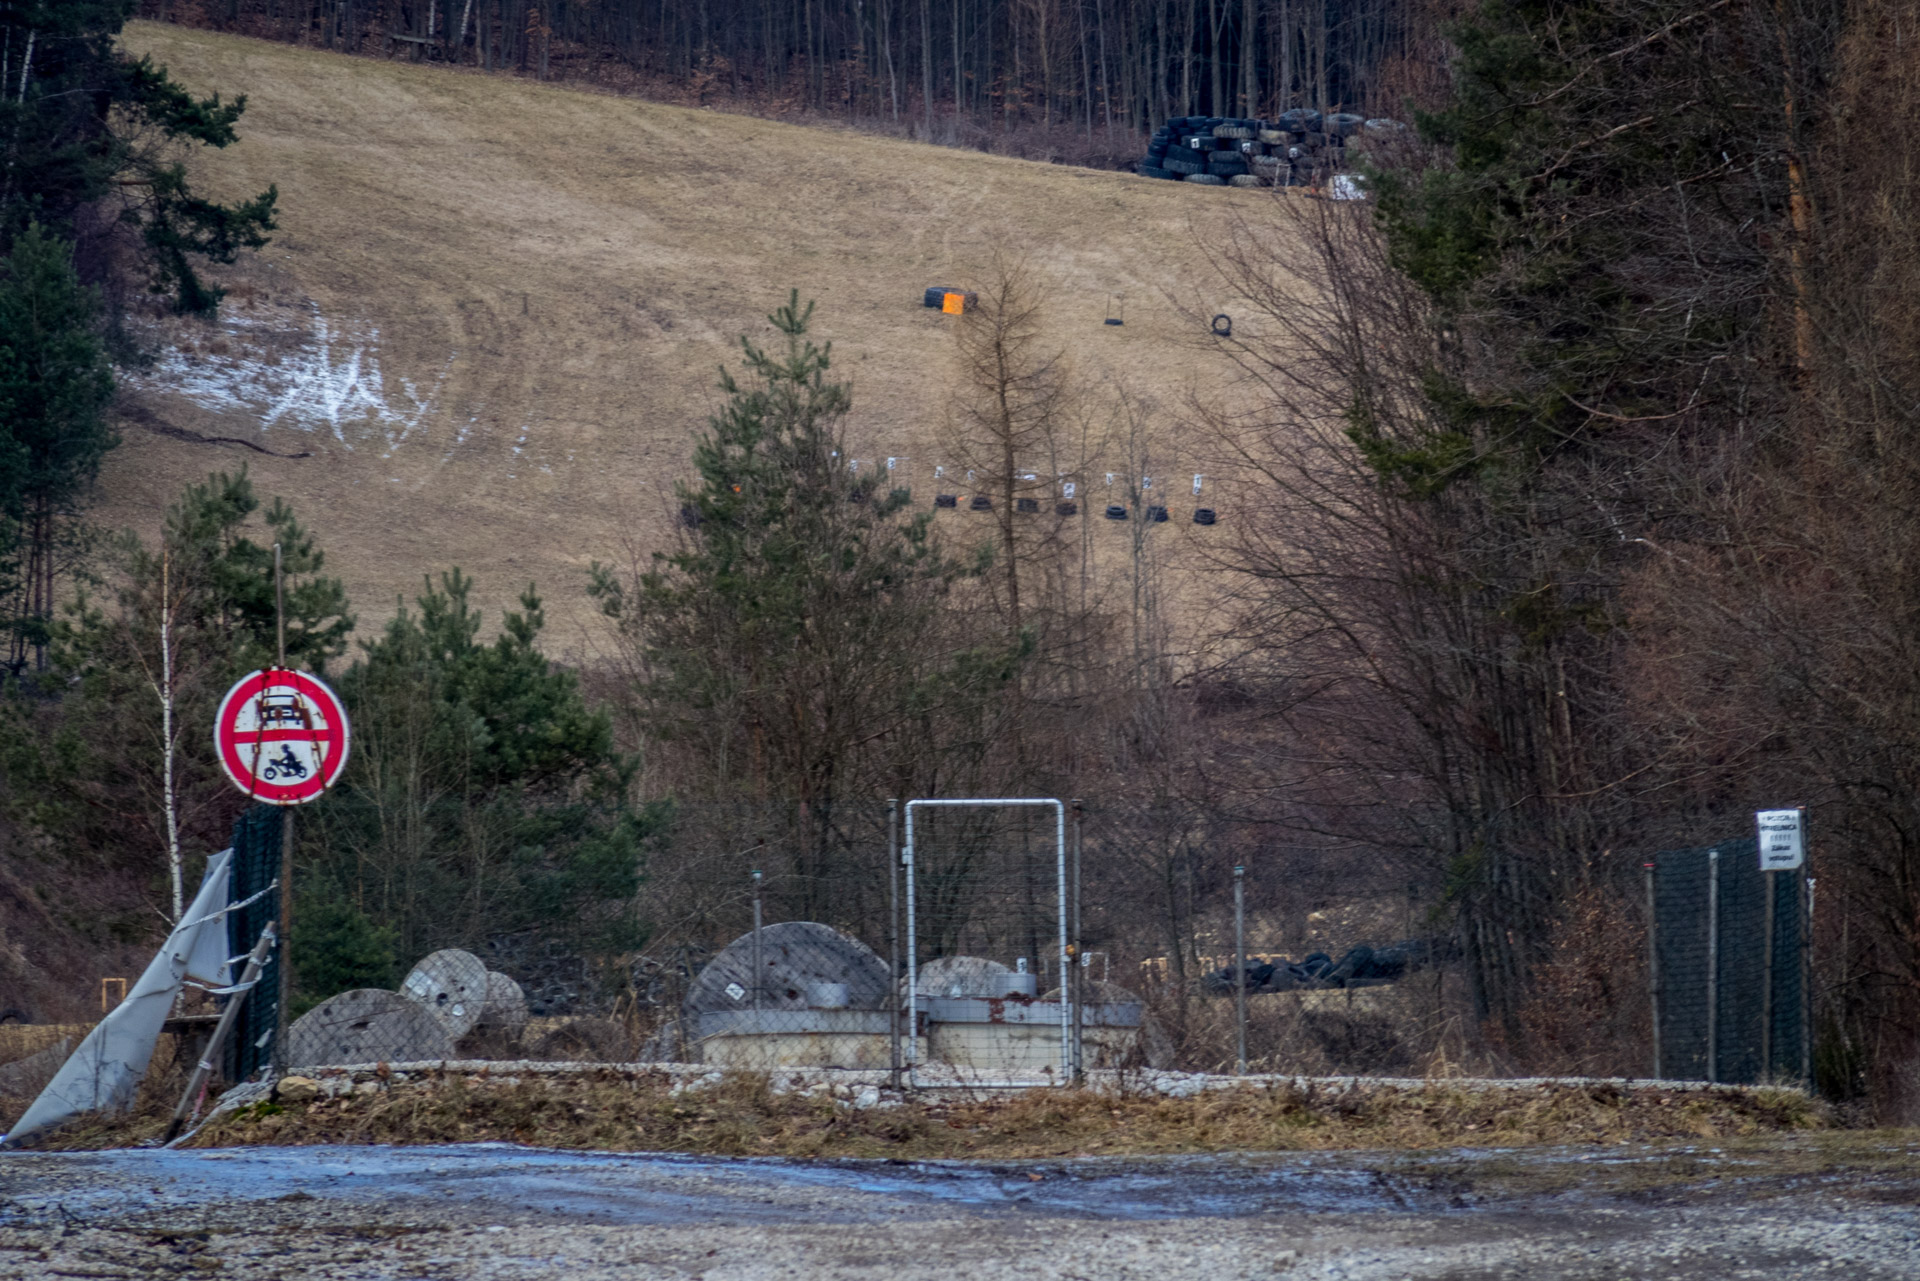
left=127, top=306, right=449, bottom=455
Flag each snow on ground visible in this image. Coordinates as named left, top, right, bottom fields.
left=124, top=303, right=450, bottom=456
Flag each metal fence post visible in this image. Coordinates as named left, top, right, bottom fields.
left=1761, top=866, right=1776, bottom=1078
left=888, top=799, right=902, bottom=1090
left=1706, top=847, right=1720, bottom=1084
left=903, top=805, right=918, bottom=1084
left=1800, top=806, right=1813, bottom=1091
left=1234, top=864, right=1247, bottom=1075
left=1802, top=865, right=1814, bottom=1091
left=1054, top=800, right=1070, bottom=1082
left=1646, top=861, right=1661, bottom=1079
left=1071, top=799, right=1084, bottom=1086
left=751, top=869, right=763, bottom=1011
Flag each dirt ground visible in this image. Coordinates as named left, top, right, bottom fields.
left=107, top=23, right=1275, bottom=645
left=2, top=1136, right=1916, bottom=1279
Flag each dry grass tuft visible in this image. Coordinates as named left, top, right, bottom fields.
left=140, top=1071, right=1834, bottom=1159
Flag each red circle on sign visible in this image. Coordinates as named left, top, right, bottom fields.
left=213, top=669, right=352, bottom=806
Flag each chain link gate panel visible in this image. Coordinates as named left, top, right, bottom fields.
left=1652, top=837, right=1807, bottom=1085
left=223, top=804, right=281, bottom=1082
left=903, top=799, right=1073, bottom=1084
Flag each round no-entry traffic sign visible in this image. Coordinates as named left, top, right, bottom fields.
left=213, top=669, right=351, bottom=805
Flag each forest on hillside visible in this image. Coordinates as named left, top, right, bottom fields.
left=137, top=0, right=1437, bottom=162
left=7, top=0, right=1920, bottom=1121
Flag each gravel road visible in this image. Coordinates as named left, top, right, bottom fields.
left=2, top=1141, right=1915, bottom=1278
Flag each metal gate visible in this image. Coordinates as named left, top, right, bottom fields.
left=901, top=798, right=1070, bottom=1084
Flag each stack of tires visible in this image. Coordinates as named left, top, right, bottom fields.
left=1135, top=111, right=1406, bottom=192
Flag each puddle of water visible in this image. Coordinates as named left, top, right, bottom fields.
left=0, top=1144, right=1465, bottom=1227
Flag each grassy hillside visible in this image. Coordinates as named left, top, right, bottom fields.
left=105, top=23, right=1267, bottom=643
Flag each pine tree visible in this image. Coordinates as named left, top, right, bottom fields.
left=591, top=292, right=1005, bottom=911
left=306, top=569, right=652, bottom=989
left=0, top=0, right=278, bottom=314
left=1, top=470, right=353, bottom=884
left=0, top=224, right=115, bottom=673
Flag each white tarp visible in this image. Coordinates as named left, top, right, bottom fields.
left=2, top=850, right=237, bottom=1146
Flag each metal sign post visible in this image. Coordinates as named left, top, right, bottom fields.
left=214, top=615, right=352, bottom=1076
left=1755, top=806, right=1808, bottom=1084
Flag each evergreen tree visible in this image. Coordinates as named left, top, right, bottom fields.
left=590, top=292, right=1007, bottom=912
left=305, top=570, right=655, bottom=996
left=291, top=893, right=399, bottom=1015
left=0, top=224, right=114, bottom=672
left=0, top=0, right=278, bottom=314
left=0, top=470, right=353, bottom=894
left=1230, top=0, right=1811, bottom=1037
left=1367, top=0, right=1785, bottom=466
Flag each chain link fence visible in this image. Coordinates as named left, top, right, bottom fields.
left=223, top=804, right=282, bottom=1083
left=1651, top=838, right=1809, bottom=1085
left=249, top=799, right=1813, bottom=1090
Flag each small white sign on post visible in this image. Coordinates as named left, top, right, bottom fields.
left=1755, top=808, right=1805, bottom=871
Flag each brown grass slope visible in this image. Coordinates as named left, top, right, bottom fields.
left=106, top=23, right=1258, bottom=641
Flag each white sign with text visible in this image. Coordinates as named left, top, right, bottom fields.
left=1755, top=808, right=1806, bottom=871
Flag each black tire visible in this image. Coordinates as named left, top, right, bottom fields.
left=1213, top=124, right=1254, bottom=140
left=1207, top=157, right=1249, bottom=176
left=1325, top=112, right=1365, bottom=137
left=1136, top=165, right=1174, bottom=180
left=1236, top=140, right=1266, bottom=156
left=1184, top=172, right=1226, bottom=185
left=1276, top=108, right=1322, bottom=132
left=1228, top=173, right=1265, bottom=187
left=1163, top=155, right=1203, bottom=175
